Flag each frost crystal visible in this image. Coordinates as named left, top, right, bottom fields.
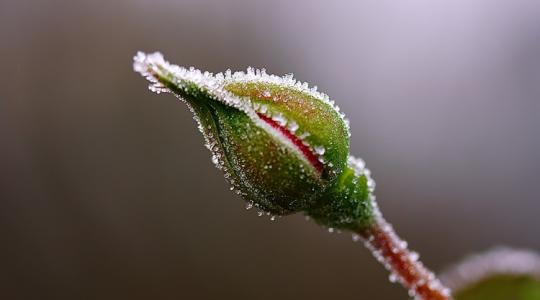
left=314, top=146, right=326, bottom=155
left=361, top=216, right=452, bottom=299
left=348, top=156, right=376, bottom=194
left=440, top=247, right=540, bottom=291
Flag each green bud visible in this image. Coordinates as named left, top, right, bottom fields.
left=441, top=248, right=540, bottom=300
left=133, top=52, right=375, bottom=229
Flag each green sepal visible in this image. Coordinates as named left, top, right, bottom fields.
left=306, top=162, right=375, bottom=231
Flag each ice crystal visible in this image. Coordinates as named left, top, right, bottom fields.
left=440, top=247, right=540, bottom=292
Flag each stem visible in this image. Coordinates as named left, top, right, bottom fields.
left=357, top=214, right=452, bottom=300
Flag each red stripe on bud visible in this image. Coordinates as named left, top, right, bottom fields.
left=257, top=113, right=323, bottom=174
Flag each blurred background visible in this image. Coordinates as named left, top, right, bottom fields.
left=1, top=0, right=540, bottom=299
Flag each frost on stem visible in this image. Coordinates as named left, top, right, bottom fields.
left=360, top=214, right=452, bottom=300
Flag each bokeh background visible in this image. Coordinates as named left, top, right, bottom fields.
left=1, top=0, right=540, bottom=299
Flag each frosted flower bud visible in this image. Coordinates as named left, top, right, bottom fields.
left=134, top=52, right=373, bottom=228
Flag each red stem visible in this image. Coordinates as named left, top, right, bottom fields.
left=358, top=216, right=452, bottom=300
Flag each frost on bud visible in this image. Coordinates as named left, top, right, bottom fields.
left=305, top=156, right=375, bottom=230
left=133, top=52, right=375, bottom=228
left=440, top=248, right=540, bottom=300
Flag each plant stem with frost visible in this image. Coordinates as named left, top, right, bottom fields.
left=133, top=52, right=453, bottom=300
left=357, top=212, right=452, bottom=300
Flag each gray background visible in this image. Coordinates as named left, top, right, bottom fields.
left=1, top=0, right=539, bottom=299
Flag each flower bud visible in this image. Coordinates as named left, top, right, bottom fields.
left=440, top=247, right=540, bottom=300
left=133, top=52, right=374, bottom=227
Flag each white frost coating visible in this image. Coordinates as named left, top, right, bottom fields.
left=271, top=112, right=288, bottom=127
left=362, top=215, right=452, bottom=299
left=288, top=121, right=299, bottom=133
left=314, top=146, right=326, bottom=155
left=440, top=247, right=540, bottom=291
left=133, top=51, right=327, bottom=173
left=219, top=66, right=351, bottom=135
left=133, top=51, right=250, bottom=114
left=348, top=156, right=376, bottom=193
